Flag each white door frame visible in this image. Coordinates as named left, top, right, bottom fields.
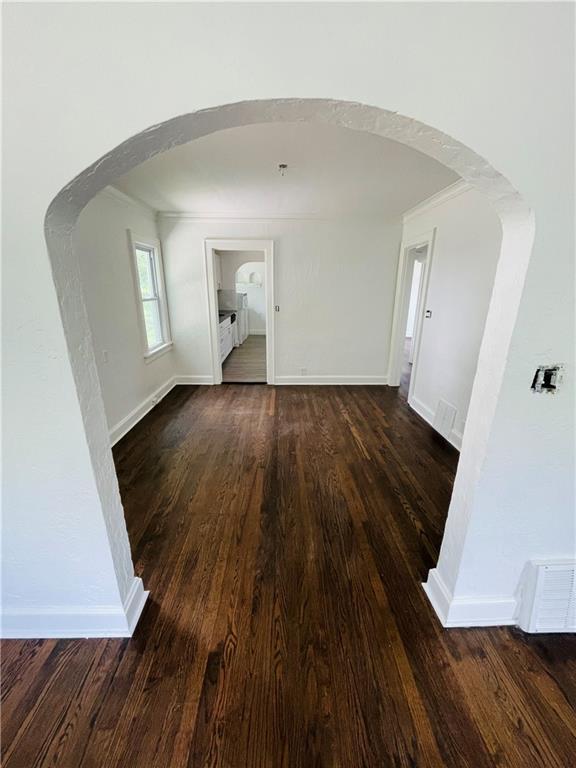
left=204, top=238, right=275, bottom=384
left=387, top=228, right=436, bottom=400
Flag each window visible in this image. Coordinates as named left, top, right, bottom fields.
left=130, top=235, right=172, bottom=358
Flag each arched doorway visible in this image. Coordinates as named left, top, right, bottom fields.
left=43, top=98, right=535, bottom=620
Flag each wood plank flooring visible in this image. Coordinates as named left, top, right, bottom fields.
left=2, top=384, right=576, bottom=767
left=222, top=335, right=266, bottom=382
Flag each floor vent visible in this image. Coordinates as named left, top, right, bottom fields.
left=519, top=561, right=576, bottom=633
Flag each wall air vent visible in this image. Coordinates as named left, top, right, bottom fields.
left=433, top=399, right=457, bottom=440
left=518, top=561, right=576, bottom=633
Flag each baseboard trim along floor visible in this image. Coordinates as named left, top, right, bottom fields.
left=1, top=577, right=148, bottom=639
left=423, top=568, right=517, bottom=627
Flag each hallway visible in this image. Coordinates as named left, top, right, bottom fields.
left=2, top=385, right=575, bottom=767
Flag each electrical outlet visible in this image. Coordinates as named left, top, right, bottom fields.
left=531, top=364, right=564, bottom=393
left=102, top=349, right=108, bottom=363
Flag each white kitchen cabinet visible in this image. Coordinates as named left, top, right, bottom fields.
left=219, top=317, right=234, bottom=361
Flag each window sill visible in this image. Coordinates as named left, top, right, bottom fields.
left=144, top=342, right=173, bottom=364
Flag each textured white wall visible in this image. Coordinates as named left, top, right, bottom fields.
left=404, top=188, right=502, bottom=442
left=2, top=2, right=573, bottom=633
left=160, top=217, right=401, bottom=381
left=75, top=191, right=176, bottom=432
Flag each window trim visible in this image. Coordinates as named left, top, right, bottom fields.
left=128, top=231, right=173, bottom=359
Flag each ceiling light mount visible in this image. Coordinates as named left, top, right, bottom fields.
left=278, top=163, right=288, bottom=177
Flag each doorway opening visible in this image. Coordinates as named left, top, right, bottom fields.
left=388, top=229, right=434, bottom=403
left=221, top=259, right=267, bottom=382
left=400, top=243, right=430, bottom=401
left=43, top=99, right=534, bottom=635
left=204, top=239, right=275, bottom=384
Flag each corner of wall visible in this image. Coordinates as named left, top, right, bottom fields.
left=1, top=577, right=148, bottom=639
left=423, top=568, right=517, bottom=628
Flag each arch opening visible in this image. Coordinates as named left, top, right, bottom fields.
left=44, top=98, right=535, bottom=618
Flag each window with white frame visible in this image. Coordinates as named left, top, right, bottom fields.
left=131, top=236, right=172, bottom=356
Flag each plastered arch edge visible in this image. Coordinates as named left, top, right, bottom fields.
left=44, top=99, right=535, bottom=631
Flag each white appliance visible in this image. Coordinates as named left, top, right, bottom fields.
left=218, top=291, right=248, bottom=344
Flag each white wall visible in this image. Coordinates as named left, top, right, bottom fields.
left=218, top=250, right=263, bottom=289
left=74, top=189, right=176, bottom=438
left=160, top=216, right=402, bottom=383
left=404, top=187, right=502, bottom=446
left=237, top=262, right=266, bottom=334
left=3, top=3, right=573, bottom=635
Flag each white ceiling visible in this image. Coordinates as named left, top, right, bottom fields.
left=114, top=122, right=459, bottom=219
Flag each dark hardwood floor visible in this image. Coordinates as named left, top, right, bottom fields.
left=2, top=384, right=576, bottom=767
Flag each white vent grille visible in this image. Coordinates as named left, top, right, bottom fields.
left=520, top=562, right=576, bottom=633
left=433, top=400, right=457, bottom=439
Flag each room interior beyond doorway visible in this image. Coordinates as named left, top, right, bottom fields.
left=400, top=248, right=426, bottom=397
left=217, top=250, right=266, bottom=383
left=209, top=244, right=272, bottom=384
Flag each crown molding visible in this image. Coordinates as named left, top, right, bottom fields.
left=156, top=211, right=400, bottom=223
left=158, top=187, right=473, bottom=225
left=156, top=211, right=334, bottom=222
left=402, top=180, right=472, bottom=223
left=100, top=185, right=157, bottom=218
left=101, top=185, right=473, bottom=226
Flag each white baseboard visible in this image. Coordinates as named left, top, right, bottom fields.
left=409, top=396, right=462, bottom=451
left=1, top=577, right=149, bottom=639
left=409, top=395, right=434, bottom=423
left=423, top=568, right=517, bottom=627
left=123, top=576, right=150, bottom=635
left=275, top=375, right=388, bottom=385
left=248, top=329, right=266, bottom=336
left=109, top=375, right=214, bottom=445
left=109, top=378, right=177, bottom=445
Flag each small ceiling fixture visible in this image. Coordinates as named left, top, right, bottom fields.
left=278, top=163, right=288, bottom=177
